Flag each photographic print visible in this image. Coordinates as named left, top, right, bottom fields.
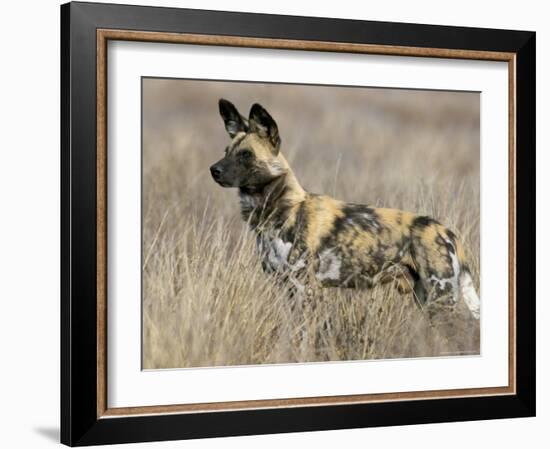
left=142, top=78, right=481, bottom=369
left=62, top=5, right=535, bottom=444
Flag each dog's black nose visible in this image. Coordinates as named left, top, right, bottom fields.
left=210, top=165, right=222, bottom=179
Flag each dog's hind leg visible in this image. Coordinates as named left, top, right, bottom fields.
left=409, top=218, right=479, bottom=319
left=402, top=264, right=428, bottom=307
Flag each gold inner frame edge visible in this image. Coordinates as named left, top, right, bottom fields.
left=96, top=28, right=517, bottom=418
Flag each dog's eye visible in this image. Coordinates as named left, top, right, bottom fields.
left=239, top=149, right=254, bottom=160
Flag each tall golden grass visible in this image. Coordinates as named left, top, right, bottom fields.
left=142, top=79, right=480, bottom=369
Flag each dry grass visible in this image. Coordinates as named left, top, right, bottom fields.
left=142, top=79, right=480, bottom=369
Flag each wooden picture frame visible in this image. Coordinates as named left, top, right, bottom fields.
left=61, top=1, right=535, bottom=446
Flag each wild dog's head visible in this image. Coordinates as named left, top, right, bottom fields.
left=210, top=99, right=286, bottom=191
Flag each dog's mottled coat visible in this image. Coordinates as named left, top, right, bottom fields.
left=210, top=99, right=480, bottom=319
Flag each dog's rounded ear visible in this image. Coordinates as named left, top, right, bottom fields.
left=219, top=99, right=248, bottom=137
left=249, top=103, right=281, bottom=154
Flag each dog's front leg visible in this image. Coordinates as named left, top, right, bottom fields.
left=283, top=249, right=321, bottom=311
left=285, top=272, right=315, bottom=311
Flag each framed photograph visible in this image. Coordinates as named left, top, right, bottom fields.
left=61, top=1, right=535, bottom=446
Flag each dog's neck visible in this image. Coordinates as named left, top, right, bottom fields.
left=238, top=157, right=306, bottom=230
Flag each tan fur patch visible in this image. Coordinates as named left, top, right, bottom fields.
left=345, top=226, right=378, bottom=253
left=376, top=208, right=415, bottom=240
left=376, top=208, right=414, bottom=227
left=282, top=202, right=301, bottom=229
left=454, top=236, right=467, bottom=266
left=233, top=134, right=273, bottom=160
left=304, top=195, right=344, bottom=252
left=413, top=223, right=453, bottom=274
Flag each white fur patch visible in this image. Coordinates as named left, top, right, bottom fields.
left=258, top=236, right=307, bottom=294
left=316, top=248, right=341, bottom=282
left=460, top=272, right=480, bottom=319
left=363, top=213, right=380, bottom=229
left=447, top=238, right=461, bottom=302
left=269, top=161, right=285, bottom=176
left=239, top=193, right=260, bottom=211
left=428, top=274, right=453, bottom=291
left=266, top=238, right=292, bottom=270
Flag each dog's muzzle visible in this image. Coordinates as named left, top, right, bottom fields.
left=210, top=164, right=223, bottom=181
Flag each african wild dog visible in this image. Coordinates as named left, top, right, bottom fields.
left=210, top=99, right=480, bottom=319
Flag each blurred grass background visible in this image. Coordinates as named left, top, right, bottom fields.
left=142, top=78, right=480, bottom=369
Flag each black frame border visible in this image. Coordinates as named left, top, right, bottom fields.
left=61, top=2, right=535, bottom=446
